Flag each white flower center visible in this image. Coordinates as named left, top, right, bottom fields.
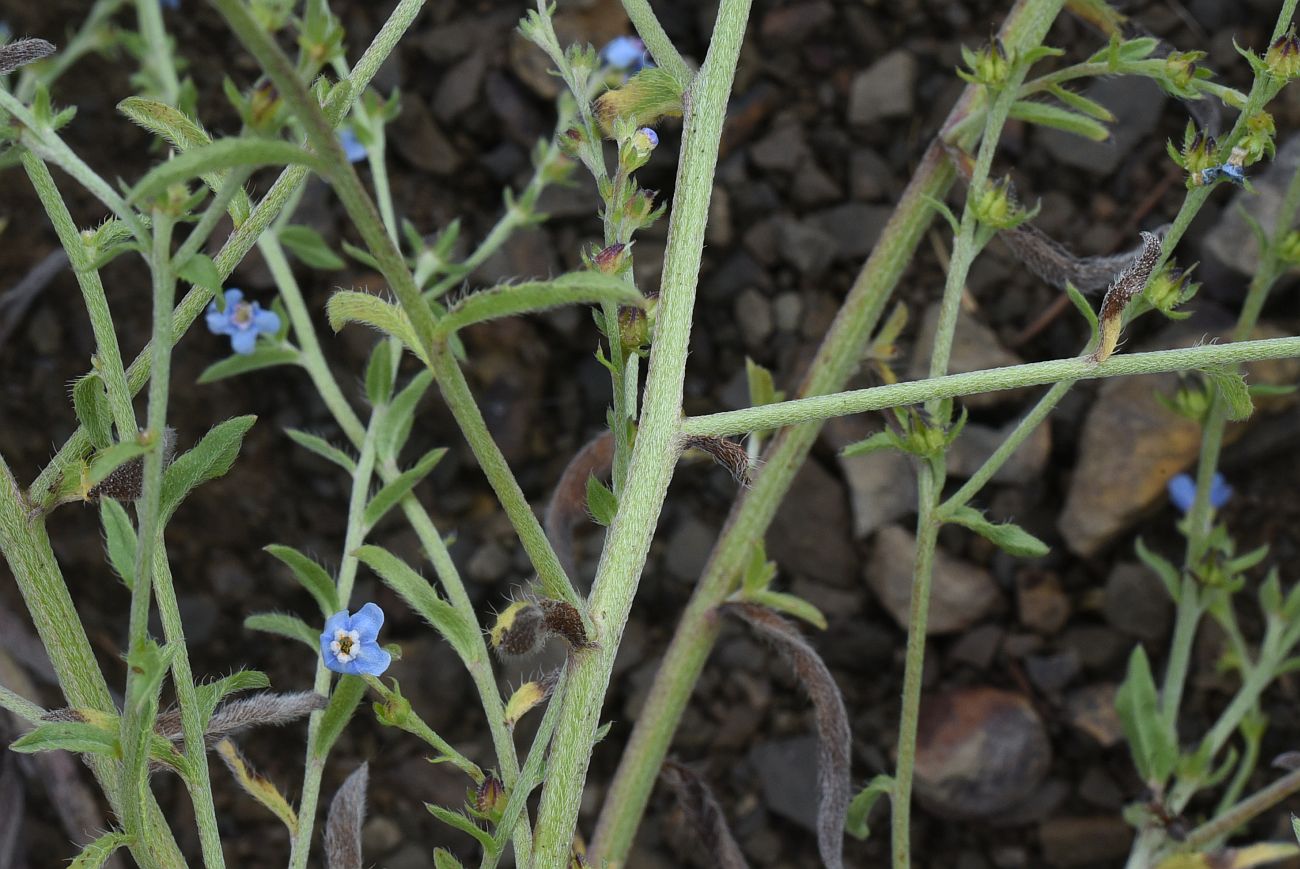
left=232, top=301, right=254, bottom=328
left=330, top=628, right=361, bottom=663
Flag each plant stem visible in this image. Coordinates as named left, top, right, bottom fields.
left=134, top=0, right=181, bottom=106
left=1179, top=766, right=1300, bottom=852
left=619, top=0, right=693, bottom=89
left=531, top=0, right=752, bottom=862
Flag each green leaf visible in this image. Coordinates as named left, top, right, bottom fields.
left=1202, top=367, right=1253, bottom=421
left=326, top=291, right=426, bottom=362
left=245, top=613, right=319, bottom=650
left=363, top=448, right=447, bottom=529
left=284, top=429, right=356, bottom=473
left=840, top=431, right=899, bottom=458
left=427, top=805, right=495, bottom=851
left=922, top=194, right=960, bottom=234
left=72, top=374, right=114, bottom=450
left=746, top=357, right=782, bottom=408
left=279, top=225, right=346, bottom=270
left=748, top=589, right=828, bottom=630
left=86, top=440, right=149, bottom=489
left=100, top=498, right=137, bottom=591
left=11, top=721, right=119, bottom=757
left=1010, top=100, right=1110, bottom=141
left=68, top=831, right=132, bottom=869
left=160, top=416, right=257, bottom=522
left=376, top=371, right=434, bottom=462
left=1045, top=84, right=1115, bottom=122
left=946, top=505, right=1049, bottom=558
left=431, top=272, right=646, bottom=341
left=586, top=475, right=617, bottom=527
left=1115, top=646, right=1178, bottom=786
left=1292, top=813, right=1300, bottom=847
left=845, top=774, right=893, bottom=840
left=315, top=674, right=366, bottom=760
left=741, top=542, right=777, bottom=593
left=197, top=346, right=300, bottom=383
left=129, top=138, right=328, bottom=205
left=341, top=240, right=381, bottom=270
left=1135, top=537, right=1181, bottom=603
left=264, top=544, right=339, bottom=616
left=354, top=545, right=477, bottom=660
left=195, top=670, right=271, bottom=724
left=365, top=341, right=395, bottom=405
left=175, top=252, right=223, bottom=294
left=1065, top=281, right=1099, bottom=341
left=592, top=66, right=685, bottom=134
left=433, top=848, right=466, bottom=869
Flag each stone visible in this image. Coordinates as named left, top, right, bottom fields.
left=1059, top=626, right=1129, bottom=672
left=792, top=160, right=843, bottom=208
left=509, top=30, right=562, bottom=98
left=750, top=123, right=810, bottom=173
left=947, top=419, right=1051, bottom=485
left=433, top=49, right=488, bottom=122
left=466, top=541, right=511, bottom=584
left=866, top=526, right=1001, bottom=634
left=1016, top=571, right=1070, bottom=635
left=1064, top=683, right=1124, bottom=747
left=908, top=304, right=1026, bottom=408
left=769, top=460, right=858, bottom=586
left=809, top=202, right=891, bottom=261
left=1024, top=650, right=1081, bottom=693
left=1039, top=77, right=1166, bottom=176
left=707, top=184, right=734, bottom=247
left=1077, top=766, right=1124, bottom=810
left=1038, top=816, right=1134, bottom=867
left=361, top=816, right=402, bottom=855
left=749, top=736, right=820, bottom=832
left=948, top=623, right=1004, bottom=670
left=850, top=148, right=892, bottom=201
left=1104, top=561, right=1173, bottom=642
left=824, top=415, right=917, bottom=539
left=913, top=687, right=1051, bottom=819
left=735, top=288, right=774, bottom=348
left=776, top=215, right=838, bottom=276
left=848, top=50, right=917, bottom=126
left=1205, top=136, right=1300, bottom=274
left=773, top=291, right=803, bottom=332
left=665, top=514, right=718, bottom=582
left=760, top=0, right=834, bottom=43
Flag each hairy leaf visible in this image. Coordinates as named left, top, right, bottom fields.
left=353, top=545, right=477, bottom=660
left=363, top=448, right=447, bottom=529
left=284, top=429, right=356, bottom=474
left=427, top=805, right=494, bottom=851
left=0, top=38, right=56, bottom=75
left=586, top=474, right=617, bottom=527
left=659, top=760, right=751, bottom=869
left=1202, top=366, right=1254, bottom=421
left=72, top=374, right=113, bottom=450
left=325, top=763, right=368, bottom=869
left=68, top=831, right=132, bottom=869
left=280, top=225, right=346, bottom=270
left=365, top=342, right=395, bottom=406
left=432, top=273, right=645, bottom=341
left=1010, top=99, right=1110, bottom=141
left=197, top=346, right=300, bottom=384
left=326, top=291, right=426, bottom=362
left=245, top=613, right=319, bottom=650
left=100, top=498, right=137, bottom=590
left=160, top=416, right=257, bottom=522
left=265, top=544, right=340, bottom=617
left=1116, top=646, right=1178, bottom=786
left=129, top=138, right=327, bottom=205
left=946, top=505, right=1049, bottom=558
left=194, top=670, right=271, bottom=725
left=845, top=774, right=893, bottom=840
left=315, top=675, right=366, bottom=760
left=376, top=370, right=434, bottom=462
left=10, top=722, right=118, bottom=758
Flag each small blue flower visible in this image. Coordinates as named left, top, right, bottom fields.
left=1167, top=472, right=1233, bottom=514
left=320, top=603, right=391, bottom=676
left=600, top=35, right=653, bottom=74
left=161, top=0, right=179, bottom=9
left=638, top=127, right=659, bottom=148
left=205, top=288, right=281, bottom=355
left=339, top=128, right=367, bottom=163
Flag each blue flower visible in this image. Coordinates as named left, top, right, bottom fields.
left=205, top=288, right=281, bottom=355
left=320, top=603, right=391, bottom=676
left=339, top=128, right=367, bottom=163
left=600, top=35, right=652, bottom=74
left=161, top=0, right=179, bottom=9
left=1167, top=472, right=1233, bottom=514
left=638, top=127, right=659, bottom=148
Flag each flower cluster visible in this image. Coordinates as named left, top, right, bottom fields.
left=205, top=289, right=281, bottom=355
left=1167, top=472, right=1233, bottom=514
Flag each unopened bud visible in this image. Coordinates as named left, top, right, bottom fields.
left=474, top=772, right=507, bottom=821
left=958, top=39, right=1011, bottom=88
left=1278, top=229, right=1300, bottom=264
left=489, top=600, right=545, bottom=658
left=1267, top=28, right=1300, bottom=80
left=592, top=243, right=628, bottom=274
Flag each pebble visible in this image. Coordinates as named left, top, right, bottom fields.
left=792, top=161, right=843, bottom=208
left=809, top=202, right=891, bottom=261
left=947, top=419, right=1051, bottom=485
left=847, top=50, right=917, bottom=126
left=1064, top=683, right=1124, bottom=747
left=850, top=148, right=892, bottom=201
left=1039, top=77, right=1166, bottom=176
left=433, top=49, right=488, bottom=122
left=865, top=525, right=1001, bottom=634
left=749, top=735, right=819, bottom=833
left=948, top=623, right=1005, bottom=670
left=1037, top=816, right=1134, bottom=867
left=908, top=304, right=1026, bottom=409
left=772, top=291, right=803, bottom=332
left=770, top=460, right=858, bottom=587
left=707, top=184, right=734, bottom=247
left=388, top=97, right=463, bottom=176
left=664, top=513, right=718, bottom=582
left=1103, top=561, right=1172, bottom=643
left=1058, top=626, right=1129, bottom=672
left=466, top=540, right=511, bottom=584
left=759, top=0, right=835, bottom=43
left=735, top=287, right=775, bottom=348
left=361, top=816, right=402, bottom=855
left=776, top=215, right=839, bottom=276
left=913, top=687, right=1051, bottom=819
left=1024, top=650, right=1081, bottom=693
left=750, top=123, right=811, bottom=173
left=1016, top=571, right=1071, bottom=635
left=825, top=415, right=917, bottom=539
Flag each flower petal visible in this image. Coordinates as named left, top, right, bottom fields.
left=224, top=288, right=244, bottom=306
left=205, top=308, right=230, bottom=334
left=1209, top=472, right=1234, bottom=509
left=349, top=602, right=385, bottom=643
left=353, top=642, right=392, bottom=677
left=1166, top=473, right=1196, bottom=514
left=252, top=307, right=281, bottom=335
left=230, top=329, right=258, bottom=355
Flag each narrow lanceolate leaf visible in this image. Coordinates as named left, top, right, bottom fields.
left=285, top=429, right=357, bottom=474
left=245, top=613, right=319, bottom=650
left=1202, top=366, right=1254, bottom=421
left=10, top=722, right=119, bottom=758
left=1155, top=843, right=1300, bottom=869
left=129, top=138, right=329, bottom=205
left=1010, top=100, right=1110, bottom=141
left=363, top=448, right=447, bottom=529
left=585, top=474, right=617, bottom=527
left=427, top=805, right=495, bottom=851
left=159, top=415, right=257, bottom=522
left=326, top=291, right=427, bottom=362
left=264, top=544, right=340, bottom=616
left=175, top=252, right=224, bottom=294
left=1115, top=646, right=1178, bottom=786
left=197, top=346, right=301, bottom=384
left=0, top=38, right=56, bottom=75
left=659, top=760, right=751, bottom=869
left=845, top=774, right=893, bottom=841
left=353, top=545, right=477, bottom=660
left=431, top=273, right=646, bottom=341
left=375, top=370, right=434, bottom=462
left=722, top=603, right=850, bottom=869
left=1044, top=84, right=1116, bottom=122
left=72, top=374, right=114, bottom=450
left=945, top=505, right=1049, bottom=558
left=365, top=342, right=395, bottom=406
left=68, top=831, right=131, bottom=869
left=324, top=763, right=369, bottom=869
left=280, top=225, right=346, bottom=270
left=433, top=849, right=466, bottom=869
left=100, top=497, right=137, bottom=590
left=315, top=676, right=366, bottom=760
left=745, top=589, right=828, bottom=631
left=215, top=738, right=298, bottom=835
left=194, top=670, right=271, bottom=724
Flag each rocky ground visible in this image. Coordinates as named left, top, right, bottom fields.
left=4, top=0, right=1300, bottom=867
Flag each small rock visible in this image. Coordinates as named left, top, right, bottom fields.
left=1064, top=683, right=1123, bottom=747
left=866, top=526, right=1001, bottom=634
left=361, top=816, right=402, bottom=855
left=1059, top=625, right=1129, bottom=671
left=850, top=148, right=892, bottom=200
left=466, top=541, right=511, bottom=584
left=1038, top=816, right=1134, bottom=867
left=1024, top=650, right=1081, bottom=693
left=1077, top=766, right=1124, bottom=810
left=770, top=460, right=858, bottom=586
left=1206, top=136, right=1300, bottom=274
left=749, top=735, right=819, bottom=832
left=1104, top=562, right=1172, bottom=642
left=433, top=49, right=488, bottom=122
left=385, top=843, right=431, bottom=869
left=908, top=304, right=1026, bottom=408
left=1016, top=571, right=1071, bottom=635
left=1039, top=77, right=1165, bottom=176
left=848, top=50, right=917, bottom=126
left=389, top=97, right=462, bottom=174
left=947, top=419, right=1051, bottom=485
left=707, top=184, right=734, bottom=247
left=750, top=123, right=811, bottom=173
left=776, top=215, right=838, bottom=276
left=948, top=623, right=1004, bottom=670
left=913, top=687, right=1051, bottom=819
left=792, top=161, right=843, bottom=208
left=772, top=291, right=803, bottom=332
left=509, top=30, right=561, bottom=99
left=809, top=202, right=891, bottom=261
left=760, top=0, right=834, bottom=43
left=735, top=288, right=774, bottom=348
left=824, top=415, right=917, bottom=539
left=665, top=514, right=717, bottom=582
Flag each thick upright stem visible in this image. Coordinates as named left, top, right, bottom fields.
left=530, top=0, right=753, bottom=863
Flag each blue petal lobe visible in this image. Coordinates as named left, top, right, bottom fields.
left=350, top=602, right=385, bottom=642
left=1167, top=473, right=1196, bottom=514
left=252, top=308, right=281, bottom=335
left=230, top=329, right=258, bottom=355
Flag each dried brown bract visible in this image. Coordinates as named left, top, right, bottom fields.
left=0, top=38, right=56, bottom=76
left=681, top=435, right=752, bottom=487
left=659, top=759, right=751, bottom=869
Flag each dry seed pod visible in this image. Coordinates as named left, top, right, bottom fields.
left=1091, top=231, right=1163, bottom=364
left=0, top=38, right=56, bottom=76
left=681, top=435, right=752, bottom=487
left=88, top=427, right=177, bottom=502
left=539, top=598, right=592, bottom=650
left=489, top=600, right=546, bottom=658
left=503, top=668, right=561, bottom=730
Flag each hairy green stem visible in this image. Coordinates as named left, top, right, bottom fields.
left=1180, top=766, right=1300, bottom=852
left=619, top=0, right=693, bottom=89
left=134, top=0, right=182, bottom=106
left=532, top=0, right=753, bottom=862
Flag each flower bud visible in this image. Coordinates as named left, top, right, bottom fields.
left=1238, top=111, right=1276, bottom=165
left=1143, top=261, right=1198, bottom=316
left=489, top=600, right=545, bottom=658
left=1162, top=50, right=1205, bottom=92
left=474, top=772, right=508, bottom=821
left=958, top=39, right=1011, bottom=88
left=970, top=176, right=1028, bottom=230
left=1278, top=229, right=1300, bottom=264
left=618, top=306, right=650, bottom=353
left=631, top=126, right=658, bottom=156
left=592, top=243, right=628, bottom=275
left=1267, top=28, right=1300, bottom=80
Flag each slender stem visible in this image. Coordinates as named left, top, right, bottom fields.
left=134, top=0, right=181, bottom=106
left=0, top=680, right=45, bottom=724
left=21, top=152, right=137, bottom=438
left=619, top=0, right=693, bottom=89
left=1159, top=574, right=1204, bottom=727
left=366, top=121, right=400, bottom=244
left=891, top=464, right=940, bottom=869
left=532, top=0, right=753, bottom=862
left=150, top=548, right=225, bottom=868
left=680, top=336, right=1300, bottom=438
left=289, top=414, right=378, bottom=869
left=171, top=166, right=256, bottom=268
left=364, top=676, right=484, bottom=780
left=1178, top=766, right=1300, bottom=853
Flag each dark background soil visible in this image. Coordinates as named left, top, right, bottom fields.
left=5, top=0, right=1300, bottom=867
